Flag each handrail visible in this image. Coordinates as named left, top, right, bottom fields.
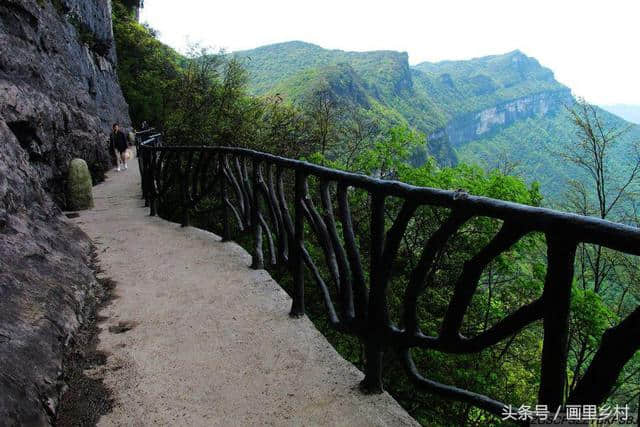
left=138, top=135, right=640, bottom=419
left=141, top=144, right=640, bottom=255
left=135, top=130, right=161, bottom=202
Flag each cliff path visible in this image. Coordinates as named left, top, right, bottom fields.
left=70, top=157, right=417, bottom=426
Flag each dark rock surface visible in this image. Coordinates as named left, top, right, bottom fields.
left=0, top=122, right=102, bottom=425
left=0, top=0, right=131, bottom=424
left=0, top=0, right=130, bottom=206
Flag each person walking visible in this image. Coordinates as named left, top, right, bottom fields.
left=110, top=123, right=129, bottom=171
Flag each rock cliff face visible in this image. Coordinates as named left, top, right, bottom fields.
left=0, top=0, right=130, bottom=423
left=1, top=0, right=130, bottom=205
left=429, top=89, right=573, bottom=150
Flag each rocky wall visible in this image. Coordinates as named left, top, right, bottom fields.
left=0, top=0, right=131, bottom=423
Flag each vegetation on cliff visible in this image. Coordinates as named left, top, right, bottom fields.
left=458, top=106, right=640, bottom=201
left=235, top=41, right=640, bottom=203
left=112, top=1, right=182, bottom=128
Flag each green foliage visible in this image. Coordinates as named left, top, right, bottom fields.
left=235, top=42, right=458, bottom=164
left=112, top=1, right=182, bottom=127
left=234, top=42, right=572, bottom=167
left=161, top=49, right=263, bottom=147
left=232, top=41, right=640, bottom=206
left=571, top=287, right=615, bottom=348
left=113, top=30, right=640, bottom=426
left=120, top=0, right=142, bottom=10
left=251, top=95, right=312, bottom=157
left=413, top=50, right=563, bottom=116
left=457, top=106, right=640, bottom=204
left=303, top=125, right=546, bottom=425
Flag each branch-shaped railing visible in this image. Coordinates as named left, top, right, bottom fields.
left=136, top=132, right=640, bottom=418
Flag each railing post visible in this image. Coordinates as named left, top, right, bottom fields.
left=220, top=154, right=230, bottom=242
left=250, top=158, right=264, bottom=269
left=361, top=342, right=384, bottom=394
left=149, top=147, right=157, bottom=217
left=141, top=145, right=149, bottom=206
left=179, top=153, right=190, bottom=228
left=360, top=192, right=386, bottom=394
left=538, top=232, right=576, bottom=410
left=137, top=136, right=144, bottom=199
left=181, top=207, right=190, bottom=227
left=289, top=169, right=306, bottom=318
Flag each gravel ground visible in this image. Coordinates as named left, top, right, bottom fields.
left=71, top=160, right=417, bottom=426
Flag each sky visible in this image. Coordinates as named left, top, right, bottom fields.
left=140, top=0, right=640, bottom=106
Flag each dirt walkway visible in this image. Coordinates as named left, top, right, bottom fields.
left=71, top=160, right=417, bottom=426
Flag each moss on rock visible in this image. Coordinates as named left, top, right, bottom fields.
left=67, top=159, right=94, bottom=210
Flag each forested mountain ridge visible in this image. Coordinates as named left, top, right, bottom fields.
left=601, top=104, right=640, bottom=124
left=236, top=42, right=567, bottom=114
left=236, top=42, right=457, bottom=163
left=234, top=42, right=572, bottom=165
left=236, top=41, right=411, bottom=96
left=412, top=49, right=565, bottom=116
left=235, top=41, right=640, bottom=201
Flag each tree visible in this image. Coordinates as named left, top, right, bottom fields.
left=351, top=125, right=424, bottom=179
left=492, top=148, right=522, bottom=177
left=562, top=99, right=640, bottom=221
left=305, top=88, right=341, bottom=159
left=336, top=108, right=377, bottom=169
left=112, top=1, right=181, bottom=127
left=162, top=47, right=261, bottom=148
left=558, top=98, right=640, bottom=400
left=253, top=94, right=312, bottom=158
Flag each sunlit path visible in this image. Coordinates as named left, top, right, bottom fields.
left=71, top=159, right=416, bottom=426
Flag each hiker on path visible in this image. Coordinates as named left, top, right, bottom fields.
left=110, top=123, right=129, bottom=171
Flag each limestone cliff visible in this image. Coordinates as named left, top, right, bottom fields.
left=0, top=0, right=130, bottom=423
left=428, top=89, right=573, bottom=150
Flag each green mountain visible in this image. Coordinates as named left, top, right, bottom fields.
left=235, top=41, right=640, bottom=201
left=458, top=108, right=638, bottom=197
left=236, top=42, right=455, bottom=163
left=601, top=104, right=640, bottom=124
left=412, top=50, right=563, bottom=115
